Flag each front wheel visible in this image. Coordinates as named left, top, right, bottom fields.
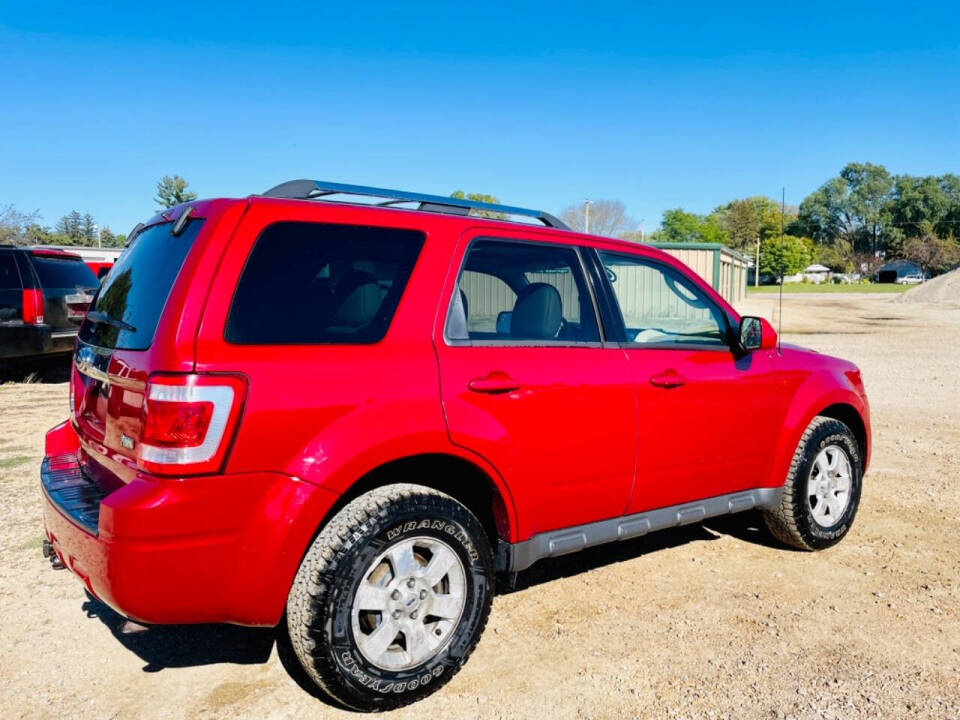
left=286, top=484, right=494, bottom=711
left=763, top=416, right=863, bottom=550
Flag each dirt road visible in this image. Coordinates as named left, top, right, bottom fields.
left=1, top=294, right=958, bottom=719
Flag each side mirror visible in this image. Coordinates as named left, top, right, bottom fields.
left=738, top=316, right=777, bottom=351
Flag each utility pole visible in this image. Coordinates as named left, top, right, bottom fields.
left=584, top=199, right=593, bottom=234
left=640, top=218, right=645, bottom=243
left=755, top=236, right=760, bottom=286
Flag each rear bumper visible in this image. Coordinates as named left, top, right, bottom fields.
left=41, top=424, right=340, bottom=626
left=0, top=324, right=76, bottom=360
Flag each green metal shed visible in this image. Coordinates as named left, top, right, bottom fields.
left=649, top=242, right=750, bottom=305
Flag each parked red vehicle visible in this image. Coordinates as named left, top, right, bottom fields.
left=41, top=181, right=870, bottom=711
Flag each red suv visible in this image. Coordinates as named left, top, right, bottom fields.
left=41, top=181, right=870, bottom=711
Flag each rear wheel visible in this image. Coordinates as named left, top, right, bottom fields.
left=286, top=484, right=493, bottom=711
left=763, top=416, right=863, bottom=550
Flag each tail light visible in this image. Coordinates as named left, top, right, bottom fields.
left=137, top=373, right=247, bottom=476
left=22, top=289, right=44, bottom=324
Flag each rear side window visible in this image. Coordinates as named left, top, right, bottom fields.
left=225, top=222, right=424, bottom=345
left=79, top=219, right=203, bottom=350
left=30, top=255, right=97, bottom=289
left=450, top=239, right=600, bottom=343
left=0, top=254, right=20, bottom=289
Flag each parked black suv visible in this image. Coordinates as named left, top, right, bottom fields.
left=0, top=246, right=99, bottom=363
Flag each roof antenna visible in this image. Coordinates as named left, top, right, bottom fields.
left=777, top=186, right=785, bottom=354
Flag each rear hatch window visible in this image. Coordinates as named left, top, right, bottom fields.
left=79, top=219, right=203, bottom=350
left=31, top=254, right=98, bottom=289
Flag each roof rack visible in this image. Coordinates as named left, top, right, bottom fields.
left=261, top=180, right=569, bottom=230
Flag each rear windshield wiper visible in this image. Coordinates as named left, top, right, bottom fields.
left=86, top=311, right=137, bottom=333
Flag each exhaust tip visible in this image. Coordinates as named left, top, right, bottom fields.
left=42, top=539, right=52, bottom=558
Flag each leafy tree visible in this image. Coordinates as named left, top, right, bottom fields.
left=713, top=198, right=760, bottom=250
left=652, top=208, right=727, bottom=244
left=560, top=200, right=636, bottom=237
left=759, top=235, right=812, bottom=277
left=814, top=240, right=853, bottom=272
left=901, top=232, right=960, bottom=279
left=712, top=196, right=799, bottom=251
left=0, top=205, right=41, bottom=246
left=155, top=175, right=197, bottom=209
left=936, top=174, right=960, bottom=239
left=55, top=211, right=86, bottom=243
left=450, top=190, right=506, bottom=219
left=797, top=162, right=893, bottom=253
left=99, top=227, right=126, bottom=248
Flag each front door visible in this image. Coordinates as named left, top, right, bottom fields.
left=593, top=249, right=779, bottom=515
left=434, top=235, right=637, bottom=539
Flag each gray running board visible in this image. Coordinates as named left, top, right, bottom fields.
left=501, top=487, right=783, bottom=573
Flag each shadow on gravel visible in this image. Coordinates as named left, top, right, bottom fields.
left=81, top=595, right=275, bottom=672
left=0, top=356, right=71, bottom=384
left=81, top=595, right=355, bottom=710
left=501, top=510, right=788, bottom=594
left=77, top=511, right=787, bottom=697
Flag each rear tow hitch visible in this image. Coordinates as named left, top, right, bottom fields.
left=42, top=539, right=65, bottom=570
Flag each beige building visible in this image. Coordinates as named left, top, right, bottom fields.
left=650, top=242, right=750, bottom=305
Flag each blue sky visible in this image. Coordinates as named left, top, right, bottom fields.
left=2, top=2, right=958, bottom=235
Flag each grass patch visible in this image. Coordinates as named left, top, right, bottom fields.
left=747, top=284, right=911, bottom=294
left=19, top=536, right=45, bottom=551
left=0, top=455, right=34, bottom=469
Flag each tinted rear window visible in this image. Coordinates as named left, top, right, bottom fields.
left=31, top=255, right=97, bottom=289
left=226, top=222, right=424, bottom=344
left=79, top=219, right=203, bottom=350
left=0, top=253, right=20, bottom=289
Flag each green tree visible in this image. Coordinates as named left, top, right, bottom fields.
left=653, top=208, right=727, bottom=244
left=713, top=198, right=760, bottom=250
left=797, top=162, right=893, bottom=253
left=55, top=211, right=85, bottom=243
left=450, top=190, right=506, bottom=220
left=155, top=175, right=198, bottom=209
left=759, top=235, right=813, bottom=277
left=936, top=174, right=960, bottom=239
left=814, top=240, right=853, bottom=272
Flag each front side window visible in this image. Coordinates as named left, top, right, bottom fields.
left=226, top=222, right=424, bottom=345
left=599, top=251, right=729, bottom=347
left=449, top=239, right=599, bottom=343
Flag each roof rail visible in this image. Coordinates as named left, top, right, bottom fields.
left=261, top=179, right=569, bottom=230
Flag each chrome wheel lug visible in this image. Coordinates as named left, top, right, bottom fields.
left=410, top=610, right=418, bottom=620
left=407, top=578, right=416, bottom=589
left=392, top=609, right=401, bottom=620
left=419, top=589, right=427, bottom=600
left=391, top=590, right=400, bottom=601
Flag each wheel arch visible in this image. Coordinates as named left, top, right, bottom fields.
left=326, top=453, right=515, bottom=548
left=816, top=402, right=868, bottom=472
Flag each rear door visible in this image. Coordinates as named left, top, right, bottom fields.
left=591, top=249, right=779, bottom=514
left=435, top=233, right=637, bottom=538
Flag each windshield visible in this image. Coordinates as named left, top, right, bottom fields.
left=79, top=219, right=203, bottom=350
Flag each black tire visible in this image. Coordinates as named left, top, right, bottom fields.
left=286, top=483, right=494, bottom=712
left=763, top=416, right=863, bottom=550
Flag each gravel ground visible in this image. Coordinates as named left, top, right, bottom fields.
left=1, top=293, right=958, bottom=720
